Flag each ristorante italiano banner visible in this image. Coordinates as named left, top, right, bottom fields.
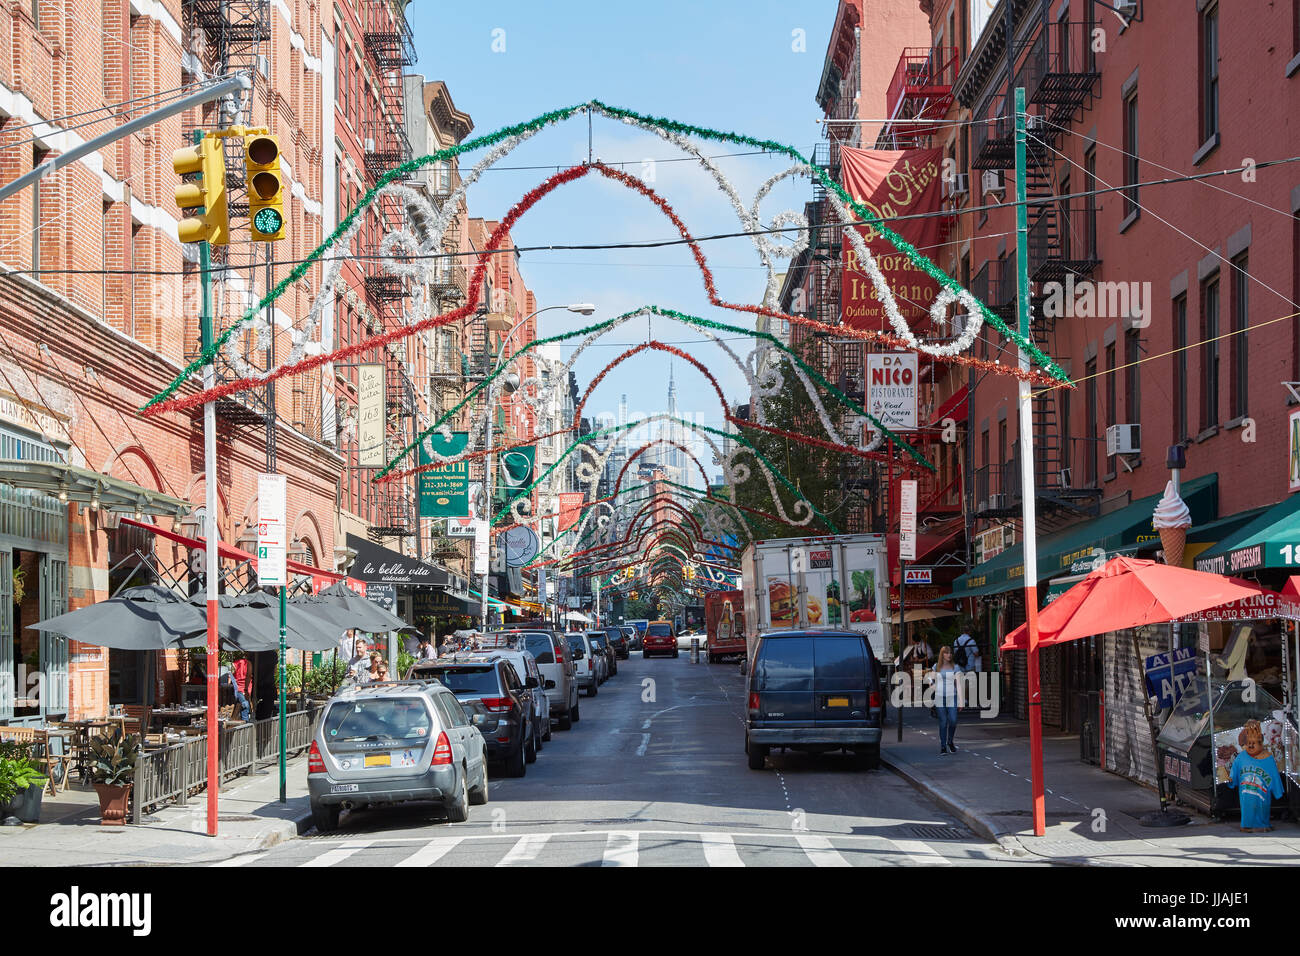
left=839, top=146, right=945, bottom=332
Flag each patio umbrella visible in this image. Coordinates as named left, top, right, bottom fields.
left=184, top=590, right=346, bottom=652
left=297, top=581, right=406, bottom=632
left=28, top=585, right=221, bottom=650
left=1000, top=557, right=1269, bottom=652
left=562, top=611, right=592, bottom=624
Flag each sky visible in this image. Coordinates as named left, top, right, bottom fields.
left=405, top=0, right=837, bottom=473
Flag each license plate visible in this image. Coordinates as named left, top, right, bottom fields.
left=330, top=784, right=359, bottom=793
left=827, top=697, right=850, bottom=708
left=363, top=753, right=391, bottom=768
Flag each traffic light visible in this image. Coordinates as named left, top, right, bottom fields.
left=244, top=133, right=286, bottom=242
left=172, top=136, right=228, bottom=245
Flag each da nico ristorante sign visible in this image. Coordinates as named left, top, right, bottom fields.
left=419, top=432, right=470, bottom=517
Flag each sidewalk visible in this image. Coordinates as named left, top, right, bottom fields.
left=0, top=755, right=312, bottom=866
left=883, top=710, right=1300, bottom=866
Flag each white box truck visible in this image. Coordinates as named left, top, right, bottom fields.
left=740, top=534, right=892, bottom=661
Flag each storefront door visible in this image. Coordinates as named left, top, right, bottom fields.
left=39, top=554, right=68, bottom=717
left=0, top=548, right=11, bottom=721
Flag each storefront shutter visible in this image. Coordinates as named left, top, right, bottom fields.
left=0, top=549, right=11, bottom=720
left=40, top=555, right=68, bottom=715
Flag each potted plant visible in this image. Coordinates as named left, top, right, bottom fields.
left=11, top=565, right=25, bottom=605
left=0, top=749, right=47, bottom=824
left=87, top=730, right=139, bottom=826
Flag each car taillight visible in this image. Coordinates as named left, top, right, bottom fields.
left=481, top=697, right=512, bottom=713
left=430, top=731, right=453, bottom=766
left=869, top=690, right=882, bottom=708
left=308, top=740, right=326, bottom=774
left=748, top=692, right=760, bottom=711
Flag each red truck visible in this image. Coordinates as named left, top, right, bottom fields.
left=705, top=589, right=746, bottom=664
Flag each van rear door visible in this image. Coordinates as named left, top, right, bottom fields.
left=752, top=635, right=815, bottom=725
left=812, top=635, right=870, bottom=727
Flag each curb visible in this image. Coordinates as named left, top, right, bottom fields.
left=880, top=748, right=1029, bottom=858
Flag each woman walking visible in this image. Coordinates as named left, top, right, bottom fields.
left=931, top=645, right=964, bottom=755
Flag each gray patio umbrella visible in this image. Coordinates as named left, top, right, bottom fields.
left=293, top=581, right=406, bottom=633
left=184, top=590, right=345, bottom=652
left=27, top=585, right=224, bottom=650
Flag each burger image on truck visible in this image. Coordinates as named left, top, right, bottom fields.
left=740, top=534, right=891, bottom=661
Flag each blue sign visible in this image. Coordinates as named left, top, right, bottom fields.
left=1143, top=647, right=1197, bottom=710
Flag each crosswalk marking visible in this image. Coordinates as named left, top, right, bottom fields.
left=212, top=852, right=267, bottom=867
left=300, top=840, right=372, bottom=867
left=795, top=834, right=851, bottom=867
left=396, top=837, right=463, bottom=867
left=602, top=831, right=639, bottom=866
left=497, top=834, right=550, bottom=866
left=699, top=832, right=744, bottom=867
left=888, top=838, right=952, bottom=866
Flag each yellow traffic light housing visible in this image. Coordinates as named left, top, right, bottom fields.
left=244, top=133, right=286, bottom=242
left=172, top=137, right=228, bottom=246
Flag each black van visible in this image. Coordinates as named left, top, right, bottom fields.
left=745, top=629, right=882, bottom=770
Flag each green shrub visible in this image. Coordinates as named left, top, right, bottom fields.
left=0, top=754, right=46, bottom=805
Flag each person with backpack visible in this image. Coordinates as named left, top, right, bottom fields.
left=954, top=627, right=981, bottom=673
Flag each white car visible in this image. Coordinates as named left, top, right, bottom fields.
left=677, top=630, right=706, bottom=651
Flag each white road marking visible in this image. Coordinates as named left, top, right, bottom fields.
left=498, top=834, right=551, bottom=865
left=300, top=839, right=372, bottom=867
left=699, top=832, right=745, bottom=867
left=396, top=837, right=463, bottom=867
left=795, top=834, right=851, bottom=867
left=636, top=733, right=651, bottom=756
left=212, top=852, right=267, bottom=867
left=888, top=838, right=952, bottom=866
left=603, top=831, right=639, bottom=866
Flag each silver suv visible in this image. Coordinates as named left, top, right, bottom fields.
left=308, top=679, right=489, bottom=833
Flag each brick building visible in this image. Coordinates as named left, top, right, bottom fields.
left=0, top=0, right=340, bottom=721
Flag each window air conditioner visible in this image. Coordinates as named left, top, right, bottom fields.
left=987, top=493, right=1008, bottom=510
left=1058, top=467, right=1073, bottom=489
left=364, top=138, right=376, bottom=152
left=942, top=173, right=969, bottom=201
left=1106, top=423, right=1141, bottom=456
left=982, top=169, right=1005, bottom=197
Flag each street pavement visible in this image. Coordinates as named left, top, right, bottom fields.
left=216, top=651, right=1029, bottom=867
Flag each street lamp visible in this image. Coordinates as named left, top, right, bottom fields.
left=479, top=303, right=596, bottom=631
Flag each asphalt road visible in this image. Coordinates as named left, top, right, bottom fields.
left=217, top=651, right=1035, bottom=867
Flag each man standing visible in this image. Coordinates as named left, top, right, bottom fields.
left=347, top=636, right=370, bottom=684
left=954, top=626, right=982, bottom=673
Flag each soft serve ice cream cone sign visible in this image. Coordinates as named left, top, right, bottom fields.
left=1152, top=481, right=1192, bottom=568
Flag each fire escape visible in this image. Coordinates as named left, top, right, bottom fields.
left=970, top=20, right=1101, bottom=530
left=183, top=0, right=274, bottom=452
left=877, top=47, right=959, bottom=150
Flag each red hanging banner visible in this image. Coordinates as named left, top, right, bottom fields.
left=558, top=492, right=586, bottom=533
left=838, top=146, right=946, bottom=332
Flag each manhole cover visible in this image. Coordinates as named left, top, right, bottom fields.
left=908, top=825, right=971, bottom=840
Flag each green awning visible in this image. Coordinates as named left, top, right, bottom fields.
left=1194, top=494, right=1300, bottom=574
left=946, top=473, right=1218, bottom=600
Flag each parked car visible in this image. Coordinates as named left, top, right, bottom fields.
left=566, top=632, right=600, bottom=697
left=677, top=629, right=704, bottom=651
left=643, top=620, right=677, bottom=659
left=409, top=657, right=537, bottom=777
left=454, top=648, right=550, bottom=757
left=621, top=625, right=639, bottom=651
left=605, top=626, right=630, bottom=660
left=486, top=628, right=580, bottom=729
left=307, top=679, right=489, bottom=833
left=745, top=629, right=883, bottom=771
left=587, top=631, right=616, bottom=678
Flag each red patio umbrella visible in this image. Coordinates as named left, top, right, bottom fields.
left=1000, top=557, right=1269, bottom=651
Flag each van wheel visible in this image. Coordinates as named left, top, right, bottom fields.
left=746, top=737, right=768, bottom=770
left=557, top=709, right=572, bottom=731
left=855, top=745, right=880, bottom=771
left=571, top=699, right=581, bottom=722
left=311, top=803, right=340, bottom=833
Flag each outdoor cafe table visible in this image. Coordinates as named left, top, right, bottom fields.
left=148, top=706, right=206, bottom=730
left=54, top=717, right=127, bottom=782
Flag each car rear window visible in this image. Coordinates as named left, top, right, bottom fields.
left=323, top=698, right=432, bottom=742
left=605, top=628, right=623, bottom=641
left=588, top=633, right=608, bottom=648
left=565, top=636, right=586, bottom=657
left=647, top=623, right=672, bottom=637
left=521, top=634, right=555, bottom=663
left=411, top=665, right=500, bottom=695
left=813, top=636, right=868, bottom=685
left=754, top=637, right=815, bottom=691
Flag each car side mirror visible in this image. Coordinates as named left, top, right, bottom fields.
left=544, top=679, right=556, bottom=690
left=526, top=676, right=539, bottom=689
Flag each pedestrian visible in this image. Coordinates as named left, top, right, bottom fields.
left=219, top=664, right=252, bottom=721
left=232, top=653, right=251, bottom=698
left=954, top=626, right=981, bottom=673
left=366, top=651, right=385, bottom=682
left=347, top=637, right=370, bottom=683
left=417, top=634, right=438, bottom=661
left=931, top=645, right=964, bottom=755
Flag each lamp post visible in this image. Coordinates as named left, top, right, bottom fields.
left=479, top=303, right=595, bottom=632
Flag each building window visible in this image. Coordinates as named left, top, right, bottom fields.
left=1122, top=91, right=1139, bottom=219
left=32, top=145, right=48, bottom=272
left=1060, top=389, right=1072, bottom=477
left=1084, top=148, right=1098, bottom=259
left=1085, top=357, right=1098, bottom=485
left=1105, top=343, right=1116, bottom=470
left=1085, top=0, right=1097, bottom=73
left=1125, top=328, right=1141, bottom=433
left=1173, top=294, right=1188, bottom=442
left=1200, top=4, right=1219, bottom=144
left=1200, top=274, right=1220, bottom=430
left=1293, top=214, right=1300, bottom=382
left=1229, top=253, right=1249, bottom=420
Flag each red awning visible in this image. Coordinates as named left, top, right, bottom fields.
left=122, top=518, right=344, bottom=585
left=928, top=384, right=968, bottom=427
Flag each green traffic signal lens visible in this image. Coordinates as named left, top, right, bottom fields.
left=253, top=207, right=283, bottom=235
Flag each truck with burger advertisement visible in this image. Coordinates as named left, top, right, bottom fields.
left=739, top=534, right=891, bottom=660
